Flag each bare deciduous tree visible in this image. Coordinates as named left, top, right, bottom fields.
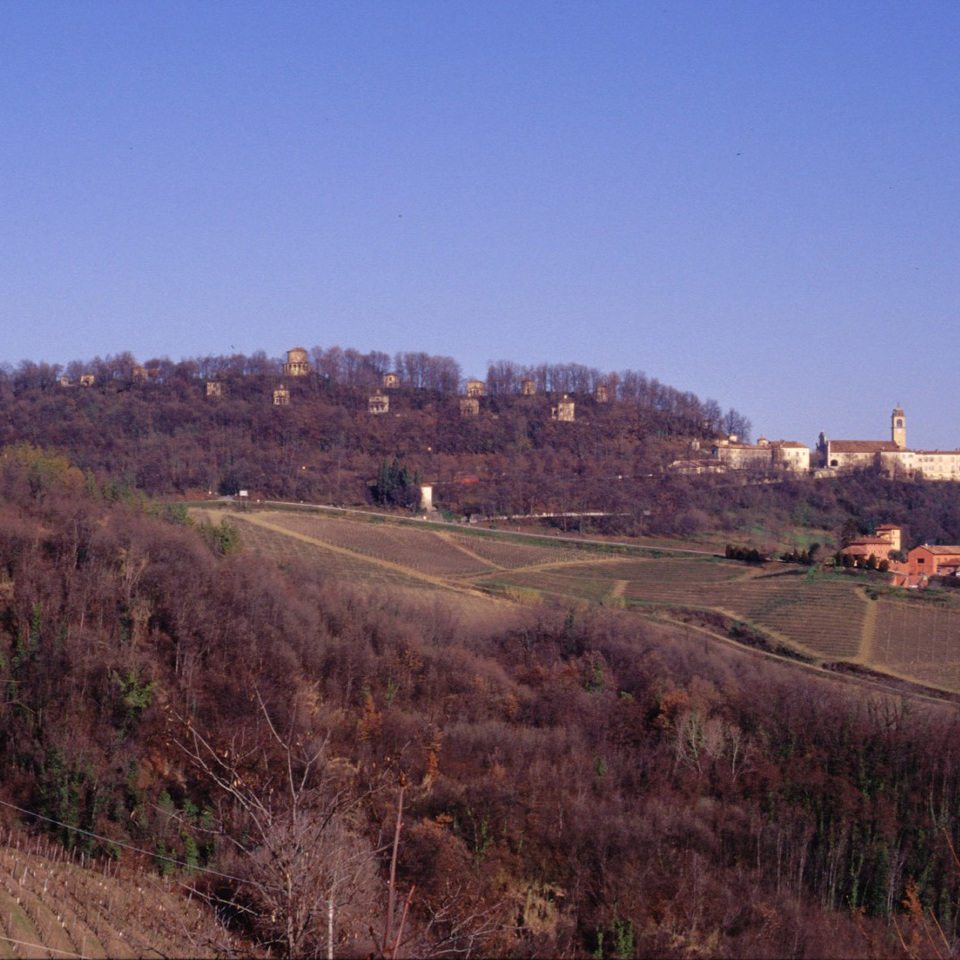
left=177, top=691, right=381, bottom=958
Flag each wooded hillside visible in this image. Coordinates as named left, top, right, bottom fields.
left=6, top=348, right=960, bottom=553
left=0, top=348, right=746, bottom=517
left=6, top=349, right=960, bottom=955
left=1, top=444, right=960, bottom=956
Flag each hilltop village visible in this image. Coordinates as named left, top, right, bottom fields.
left=684, top=405, right=960, bottom=482
left=31, top=345, right=960, bottom=580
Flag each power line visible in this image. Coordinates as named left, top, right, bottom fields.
left=0, top=796, right=249, bottom=887
left=0, top=932, right=85, bottom=959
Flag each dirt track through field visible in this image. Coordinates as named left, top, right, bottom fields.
left=230, top=512, right=498, bottom=601
left=432, top=531, right=506, bottom=570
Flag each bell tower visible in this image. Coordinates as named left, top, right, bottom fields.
left=892, top=406, right=906, bottom=449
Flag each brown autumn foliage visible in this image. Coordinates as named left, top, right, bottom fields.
left=6, top=348, right=960, bottom=553
left=0, top=348, right=747, bottom=527
left=4, top=444, right=960, bottom=956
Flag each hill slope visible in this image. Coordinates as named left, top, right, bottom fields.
left=0, top=833, right=241, bottom=957
left=3, top=447, right=960, bottom=956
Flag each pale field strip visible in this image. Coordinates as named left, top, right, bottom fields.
left=61, top=870, right=162, bottom=957
left=0, top=855, right=126, bottom=959
left=229, top=515, right=434, bottom=587
left=19, top=866, right=108, bottom=959
left=478, top=570, right=615, bottom=605
left=637, top=576, right=866, bottom=659
left=0, top=923, right=15, bottom=960
left=0, top=845, right=231, bottom=959
left=229, top=513, right=505, bottom=606
left=444, top=532, right=585, bottom=570
left=476, top=558, right=763, bottom=603
left=489, top=561, right=866, bottom=660
left=598, top=557, right=745, bottom=584
left=720, top=579, right=864, bottom=630
left=0, top=887, right=44, bottom=959
left=258, top=513, right=495, bottom=577
left=0, top=868, right=76, bottom=958
left=23, top=864, right=141, bottom=958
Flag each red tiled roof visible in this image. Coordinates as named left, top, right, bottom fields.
left=830, top=441, right=900, bottom=453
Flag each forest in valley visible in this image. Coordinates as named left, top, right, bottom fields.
left=5, top=349, right=960, bottom=956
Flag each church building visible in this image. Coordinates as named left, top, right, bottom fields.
left=819, top=408, right=960, bottom=481
left=817, top=407, right=905, bottom=470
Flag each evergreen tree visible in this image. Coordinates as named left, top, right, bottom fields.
left=373, top=458, right=421, bottom=510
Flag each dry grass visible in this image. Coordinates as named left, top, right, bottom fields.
left=443, top=532, right=583, bottom=570
left=261, top=514, right=496, bottom=577
left=226, top=513, right=439, bottom=590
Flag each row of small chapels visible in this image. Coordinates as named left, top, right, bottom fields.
left=272, top=354, right=960, bottom=468
left=59, top=349, right=959, bottom=480
left=58, top=347, right=581, bottom=422
left=269, top=348, right=580, bottom=421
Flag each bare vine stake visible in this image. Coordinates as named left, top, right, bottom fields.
left=384, top=774, right=406, bottom=955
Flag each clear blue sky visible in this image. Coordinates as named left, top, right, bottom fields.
left=2, top=1, right=958, bottom=450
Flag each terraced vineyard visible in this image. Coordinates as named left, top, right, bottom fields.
left=705, top=575, right=867, bottom=659
left=196, top=509, right=441, bottom=590
left=872, top=598, right=960, bottom=689
left=213, top=507, right=960, bottom=693
left=480, top=561, right=867, bottom=659
left=0, top=837, right=236, bottom=958
left=478, top=566, right=627, bottom=605
left=224, top=513, right=413, bottom=583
